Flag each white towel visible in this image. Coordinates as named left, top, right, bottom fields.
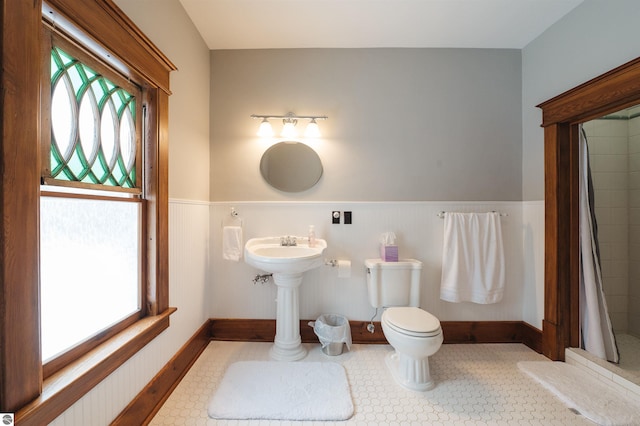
left=222, top=226, right=243, bottom=261
left=440, top=212, right=505, bottom=304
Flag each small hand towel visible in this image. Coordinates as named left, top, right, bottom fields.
left=440, top=212, right=505, bottom=304
left=222, top=226, right=243, bottom=261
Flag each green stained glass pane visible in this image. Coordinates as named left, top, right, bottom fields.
left=56, top=48, right=76, bottom=66
left=50, top=148, right=66, bottom=176
left=91, top=80, right=106, bottom=106
left=104, top=80, right=116, bottom=92
left=51, top=59, right=58, bottom=80
left=81, top=171, right=97, bottom=184
left=66, top=155, right=83, bottom=179
left=49, top=47, right=138, bottom=190
left=91, top=160, right=106, bottom=183
left=118, top=90, right=131, bottom=107
left=112, top=164, right=124, bottom=184
left=66, top=64, right=85, bottom=96
left=54, top=173, right=70, bottom=182
left=111, top=91, right=124, bottom=112
left=83, top=66, right=98, bottom=81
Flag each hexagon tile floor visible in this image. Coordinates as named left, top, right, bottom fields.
left=150, top=341, right=595, bottom=425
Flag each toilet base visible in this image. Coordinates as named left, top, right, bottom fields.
left=385, top=351, right=435, bottom=391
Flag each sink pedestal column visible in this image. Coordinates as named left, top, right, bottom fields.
left=270, top=272, right=306, bottom=361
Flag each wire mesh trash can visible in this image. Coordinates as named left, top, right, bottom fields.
left=309, top=314, right=352, bottom=356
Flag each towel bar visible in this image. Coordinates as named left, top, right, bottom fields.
left=437, top=211, right=508, bottom=218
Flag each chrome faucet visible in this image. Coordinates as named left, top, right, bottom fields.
left=280, top=236, right=297, bottom=246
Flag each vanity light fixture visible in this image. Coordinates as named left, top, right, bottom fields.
left=251, top=112, right=328, bottom=138
left=257, top=117, right=275, bottom=137
left=281, top=116, right=298, bottom=138
left=304, top=118, right=321, bottom=138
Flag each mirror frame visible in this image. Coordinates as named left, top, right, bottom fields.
left=538, top=56, right=640, bottom=361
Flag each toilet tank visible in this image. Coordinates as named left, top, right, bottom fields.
left=365, top=259, right=423, bottom=308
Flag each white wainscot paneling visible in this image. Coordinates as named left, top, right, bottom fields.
left=211, top=201, right=528, bottom=323
left=522, top=200, right=545, bottom=329
left=169, top=200, right=212, bottom=328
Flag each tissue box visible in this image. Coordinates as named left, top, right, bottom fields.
left=380, top=244, right=398, bottom=262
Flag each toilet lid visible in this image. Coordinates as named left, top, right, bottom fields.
left=384, top=307, right=441, bottom=336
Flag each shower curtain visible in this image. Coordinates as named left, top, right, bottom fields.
left=579, top=125, right=619, bottom=363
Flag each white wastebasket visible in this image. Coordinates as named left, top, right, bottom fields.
left=310, top=314, right=352, bottom=356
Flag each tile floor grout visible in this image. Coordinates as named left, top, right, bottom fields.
left=150, top=341, right=594, bottom=425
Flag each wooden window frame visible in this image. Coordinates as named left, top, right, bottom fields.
left=0, top=1, right=176, bottom=424
left=41, top=30, right=147, bottom=378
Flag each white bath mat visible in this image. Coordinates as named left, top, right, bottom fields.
left=518, top=361, right=640, bottom=425
left=207, top=361, right=354, bottom=421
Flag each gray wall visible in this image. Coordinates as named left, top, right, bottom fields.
left=115, top=0, right=211, bottom=201
left=522, top=0, right=640, bottom=201
left=210, top=48, right=522, bottom=201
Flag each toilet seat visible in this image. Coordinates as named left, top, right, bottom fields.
left=383, top=307, right=441, bottom=338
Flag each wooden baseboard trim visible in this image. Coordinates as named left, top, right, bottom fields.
left=210, top=318, right=542, bottom=353
left=209, top=318, right=389, bottom=344
left=519, top=321, right=543, bottom=354
left=111, top=320, right=211, bottom=426
left=440, top=321, right=542, bottom=351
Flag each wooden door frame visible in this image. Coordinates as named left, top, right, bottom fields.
left=538, top=57, right=640, bottom=360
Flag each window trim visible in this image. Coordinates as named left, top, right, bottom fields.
left=40, top=30, right=147, bottom=377
left=17, top=308, right=176, bottom=426
left=0, top=1, right=176, bottom=424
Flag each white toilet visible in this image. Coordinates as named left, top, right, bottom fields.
left=365, top=258, right=443, bottom=391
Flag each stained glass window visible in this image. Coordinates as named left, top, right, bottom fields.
left=41, top=44, right=144, bottom=365
left=49, top=47, right=138, bottom=190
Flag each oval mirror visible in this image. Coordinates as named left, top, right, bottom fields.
left=260, top=142, right=323, bottom=192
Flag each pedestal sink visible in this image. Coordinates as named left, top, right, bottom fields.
left=245, top=236, right=327, bottom=361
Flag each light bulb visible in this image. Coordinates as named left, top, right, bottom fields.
left=304, top=118, right=321, bottom=138
left=257, top=118, right=274, bottom=137
left=281, top=120, right=297, bottom=138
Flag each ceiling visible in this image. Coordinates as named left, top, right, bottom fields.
left=178, top=0, right=584, bottom=50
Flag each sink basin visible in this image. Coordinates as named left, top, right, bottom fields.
left=245, top=237, right=327, bottom=274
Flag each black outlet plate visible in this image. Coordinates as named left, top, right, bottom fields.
left=344, top=211, right=352, bottom=224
